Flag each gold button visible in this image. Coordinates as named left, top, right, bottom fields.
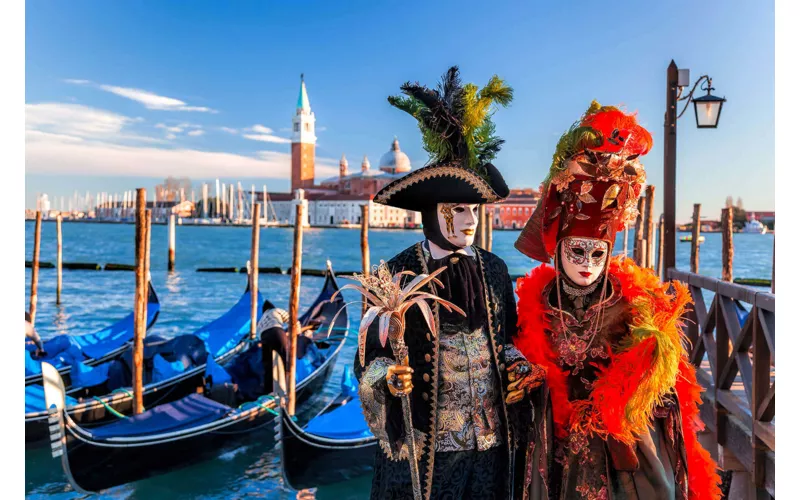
left=425, top=354, right=431, bottom=362
left=426, top=333, right=431, bottom=341
left=450, top=257, right=460, bottom=264
left=423, top=374, right=430, bottom=382
left=496, top=345, right=503, bottom=353
left=499, top=363, right=505, bottom=371
left=422, top=393, right=429, bottom=401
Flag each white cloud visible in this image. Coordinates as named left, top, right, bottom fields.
left=165, top=133, right=177, bottom=140
left=242, top=133, right=292, bottom=144
left=25, top=101, right=339, bottom=179
left=187, top=130, right=205, bottom=137
left=63, top=78, right=217, bottom=113
left=156, top=123, right=184, bottom=134
left=220, top=127, right=239, bottom=134
left=250, top=124, right=273, bottom=134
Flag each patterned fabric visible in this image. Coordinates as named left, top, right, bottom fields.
left=435, top=324, right=503, bottom=452
left=256, top=308, right=289, bottom=334
left=370, top=447, right=507, bottom=500
left=354, top=242, right=528, bottom=499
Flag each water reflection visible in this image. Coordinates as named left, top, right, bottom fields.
left=53, top=304, right=70, bottom=336
left=166, top=271, right=184, bottom=294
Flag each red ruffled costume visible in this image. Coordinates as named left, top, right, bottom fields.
left=512, top=101, right=721, bottom=499
left=515, top=259, right=721, bottom=500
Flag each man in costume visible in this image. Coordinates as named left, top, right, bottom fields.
left=354, top=66, right=543, bottom=500
left=513, top=101, right=721, bottom=499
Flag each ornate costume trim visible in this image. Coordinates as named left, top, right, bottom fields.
left=514, top=257, right=721, bottom=500
left=374, top=164, right=500, bottom=206
left=358, top=357, right=398, bottom=456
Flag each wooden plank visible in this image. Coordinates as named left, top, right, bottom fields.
left=29, top=211, right=42, bottom=325
left=717, top=389, right=752, bottom=423
left=754, top=292, right=775, bottom=312
left=757, top=308, right=775, bottom=355
left=717, top=280, right=758, bottom=304
left=719, top=308, right=754, bottom=401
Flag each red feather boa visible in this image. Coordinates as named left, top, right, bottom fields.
left=514, top=257, right=721, bottom=500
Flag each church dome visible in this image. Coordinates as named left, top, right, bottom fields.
left=378, top=138, right=411, bottom=174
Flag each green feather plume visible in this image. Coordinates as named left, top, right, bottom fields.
left=387, top=66, right=513, bottom=177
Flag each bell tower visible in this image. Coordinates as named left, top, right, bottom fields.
left=291, top=74, right=316, bottom=192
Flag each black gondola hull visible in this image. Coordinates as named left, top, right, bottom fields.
left=279, top=402, right=377, bottom=490
left=62, top=353, right=336, bottom=492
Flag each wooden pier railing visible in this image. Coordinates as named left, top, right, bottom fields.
left=667, top=268, right=775, bottom=499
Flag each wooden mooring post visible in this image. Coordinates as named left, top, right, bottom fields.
left=644, top=185, right=655, bottom=269
left=56, top=214, right=63, bottom=304
left=29, top=211, right=42, bottom=325
left=168, top=214, right=176, bottom=272
left=486, top=208, right=493, bottom=253
left=361, top=204, right=370, bottom=315
left=721, top=207, right=734, bottom=282
left=287, top=203, right=305, bottom=416
left=250, top=203, right=261, bottom=340
left=477, top=205, right=487, bottom=249
left=634, top=197, right=645, bottom=266
left=132, top=188, right=148, bottom=415
left=657, top=215, right=665, bottom=279
left=691, top=203, right=701, bottom=274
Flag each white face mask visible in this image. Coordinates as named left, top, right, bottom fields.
left=437, top=203, right=479, bottom=248
left=559, top=237, right=609, bottom=287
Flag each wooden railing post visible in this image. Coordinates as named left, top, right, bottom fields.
left=691, top=204, right=701, bottom=274
left=29, top=211, right=42, bottom=325
left=361, top=204, right=370, bottom=315
left=721, top=207, right=734, bottom=282
left=250, top=203, right=261, bottom=340
left=287, top=203, right=305, bottom=416
left=132, top=189, right=147, bottom=415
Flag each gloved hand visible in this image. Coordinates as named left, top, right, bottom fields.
left=504, top=360, right=546, bottom=404
left=386, top=364, right=414, bottom=397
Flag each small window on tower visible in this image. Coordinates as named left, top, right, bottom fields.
left=294, top=123, right=299, bottom=132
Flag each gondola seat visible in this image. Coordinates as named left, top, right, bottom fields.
left=89, top=393, right=232, bottom=439
left=303, top=395, right=372, bottom=440
left=25, top=384, right=79, bottom=413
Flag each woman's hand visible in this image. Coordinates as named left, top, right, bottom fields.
left=386, top=365, right=414, bottom=397
left=504, top=360, right=546, bottom=404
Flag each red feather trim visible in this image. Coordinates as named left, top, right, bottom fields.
left=514, top=257, right=721, bottom=499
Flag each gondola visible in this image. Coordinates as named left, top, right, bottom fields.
left=279, top=365, right=377, bottom=490
left=43, top=263, right=349, bottom=493
left=25, top=280, right=161, bottom=388
left=26, top=279, right=259, bottom=446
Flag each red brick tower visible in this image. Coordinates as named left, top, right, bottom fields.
left=291, top=74, right=316, bottom=192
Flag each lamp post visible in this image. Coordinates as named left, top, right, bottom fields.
left=662, top=61, right=726, bottom=279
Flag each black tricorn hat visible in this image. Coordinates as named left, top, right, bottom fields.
left=374, top=66, right=512, bottom=211
left=374, top=161, right=509, bottom=210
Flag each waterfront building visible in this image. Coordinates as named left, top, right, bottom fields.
left=489, top=188, right=541, bottom=229
left=259, top=75, right=420, bottom=228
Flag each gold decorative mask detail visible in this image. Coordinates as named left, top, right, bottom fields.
left=439, top=203, right=457, bottom=237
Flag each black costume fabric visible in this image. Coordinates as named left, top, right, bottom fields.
left=420, top=207, right=462, bottom=252
left=371, top=446, right=506, bottom=500
left=426, top=248, right=488, bottom=332
left=354, top=243, right=530, bottom=499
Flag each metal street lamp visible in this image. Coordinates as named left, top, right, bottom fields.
left=662, top=62, right=726, bottom=279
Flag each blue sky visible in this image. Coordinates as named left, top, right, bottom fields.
left=25, top=0, right=774, bottom=222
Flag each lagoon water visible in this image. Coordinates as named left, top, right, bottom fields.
left=24, top=221, right=774, bottom=499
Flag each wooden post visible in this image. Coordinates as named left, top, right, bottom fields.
left=634, top=197, right=646, bottom=266
left=287, top=203, right=305, bottom=416
left=168, top=214, right=176, bottom=272
left=622, top=223, right=629, bottom=257
left=132, top=188, right=147, bottom=414
left=361, top=204, right=370, bottom=315
left=663, top=60, right=679, bottom=273
left=721, top=207, right=734, bottom=282
left=477, top=205, right=487, bottom=249
left=645, top=185, right=655, bottom=269
left=691, top=204, right=701, bottom=274
left=250, top=203, right=261, bottom=340
left=56, top=214, right=63, bottom=305
left=29, top=211, right=42, bottom=325
left=486, top=207, right=493, bottom=253
left=657, top=215, right=665, bottom=279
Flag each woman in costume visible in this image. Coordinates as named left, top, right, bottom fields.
left=513, top=101, right=721, bottom=500
left=354, top=66, right=542, bottom=500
